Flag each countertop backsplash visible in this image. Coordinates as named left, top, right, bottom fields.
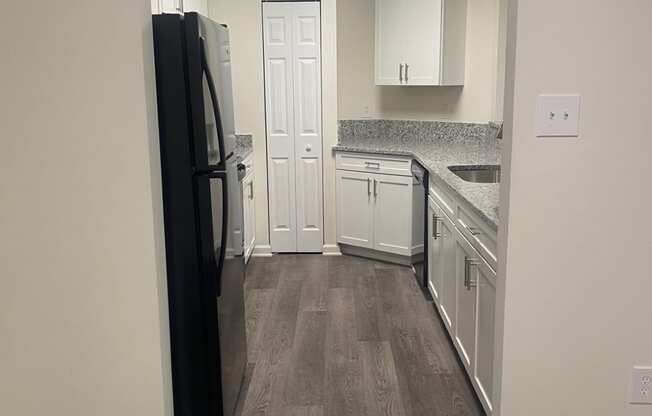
left=338, top=119, right=501, bottom=146
left=235, top=134, right=253, bottom=161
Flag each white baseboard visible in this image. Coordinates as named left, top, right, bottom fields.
left=322, top=244, right=342, bottom=256
left=251, top=244, right=273, bottom=257
left=339, top=244, right=411, bottom=266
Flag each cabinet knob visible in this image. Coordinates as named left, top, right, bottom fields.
left=305, top=144, right=312, bottom=152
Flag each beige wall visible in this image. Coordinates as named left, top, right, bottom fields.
left=0, top=1, right=172, bottom=415
left=338, top=0, right=501, bottom=122
left=208, top=0, right=339, bottom=252
left=497, top=1, right=652, bottom=415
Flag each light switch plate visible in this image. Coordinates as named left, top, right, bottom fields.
left=535, top=94, right=581, bottom=137
left=630, top=366, right=652, bottom=404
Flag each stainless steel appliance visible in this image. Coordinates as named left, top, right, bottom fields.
left=411, top=160, right=430, bottom=298
left=153, top=12, right=246, bottom=416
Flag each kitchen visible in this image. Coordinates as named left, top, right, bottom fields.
left=2, top=2, right=651, bottom=416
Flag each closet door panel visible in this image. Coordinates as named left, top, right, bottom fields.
left=263, top=3, right=297, bottom=252
left=292, top=2, right=323, bottom=252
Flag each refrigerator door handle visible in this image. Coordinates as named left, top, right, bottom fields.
left=200, top=37, right=226, bottom=167
left=202, top=171, right=229, bottom=297
left=215, top=172, right=229, bottom=298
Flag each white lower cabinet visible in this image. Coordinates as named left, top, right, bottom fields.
left=336, top=170, right=374, bottom=249
left=474, top=259, right=496, bottom=410
left=372, top=173, right=413, bottom=256
left=428, top=194, right=496, bottom=415
left=242, top=171, right=256, bottom=264
left=455, top=232, right=478, bottom=369
left=336, top=155, right=415, bottom=257
left=428, top=199, right=456, bottom=330
left=427, top=202, right=442, bottom=300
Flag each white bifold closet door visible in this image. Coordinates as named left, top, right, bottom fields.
left=263, top=2, right=323, bottom=253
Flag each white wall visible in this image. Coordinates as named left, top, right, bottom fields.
left=0, top=1, right=172, bottom=415
left=497, top=1, right=652, bottom=415
left=208, top=0, right=339, bottom=253
left=322, top=0, right=340, bottom=252
left=338, top=0, right=502, bottom=122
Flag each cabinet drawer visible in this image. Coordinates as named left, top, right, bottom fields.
left=336, top=152, right=412, bottom=177
left=429, top=180, right=457, bottom=218
left=456, top=205, right=497, bottom=269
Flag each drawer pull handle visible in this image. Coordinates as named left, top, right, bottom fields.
left=432, top=214, right=442, bottom=239
left=468, top=226, right=482, bottom=236
left=365, top=161, right=380, bottom=169
left=464, top=256, right=481, bottom=290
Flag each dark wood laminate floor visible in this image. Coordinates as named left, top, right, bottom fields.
left=236, top=254, right=484, bottom=416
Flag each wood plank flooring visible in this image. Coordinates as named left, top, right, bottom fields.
left=236, top=254, right=484, bottom=416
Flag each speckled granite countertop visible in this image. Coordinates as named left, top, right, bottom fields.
left=333, top=120, right=501, bottom=230
left=234, top=134, right=253, bottom=161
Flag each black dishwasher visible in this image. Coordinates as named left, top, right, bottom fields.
left=411, top=160, right=431, bottom=298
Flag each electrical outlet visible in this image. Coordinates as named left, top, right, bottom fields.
left=535, top=94, right=581, bottom=137
left=631, top=367, right=652, bottom=404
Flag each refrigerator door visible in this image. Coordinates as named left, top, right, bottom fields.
left=195, top=167, right=247, bottom=416
left=185, top=12, right=237, bottom=171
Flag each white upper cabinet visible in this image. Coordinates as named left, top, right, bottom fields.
left=153, top=0, right=208, bottom=15
left=183, top=0, right=208, bottom=15
left=375, top=0, right=467, bottom=86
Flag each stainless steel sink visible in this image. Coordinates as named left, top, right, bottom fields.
left=448, top=165, right=501, bottom=183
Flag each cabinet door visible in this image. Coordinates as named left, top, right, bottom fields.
left=242, top=175, right=255, bottom=263
left=336, top=170, right=374, bottom=249
left=373, top=173, right=412, bottom=256
left=474, top=260, right=496, bottom=412
left=428, top=202, right=443, bottom=302
left=183, top=0, right=208, bottom=14
left=454, top=231, right=478, bottom=370
left=401, top=0, right=442, bottom=85
left=159, top=0, right=179, bottom=13
left=375, top=0, right=405, bottom=85
left=438, top=207, right=457, bottom=332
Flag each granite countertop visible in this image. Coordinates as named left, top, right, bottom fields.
left=234, top=134, right=253, bottom=161
left=333, top=121, right=501, bottom=230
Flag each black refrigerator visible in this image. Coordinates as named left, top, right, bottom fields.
left=153, top=12, right=247, bottom=416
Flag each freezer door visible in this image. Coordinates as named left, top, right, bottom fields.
left=195, top=169, right=247, bottom=416
left=185, top=12, right=236, bottom=171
